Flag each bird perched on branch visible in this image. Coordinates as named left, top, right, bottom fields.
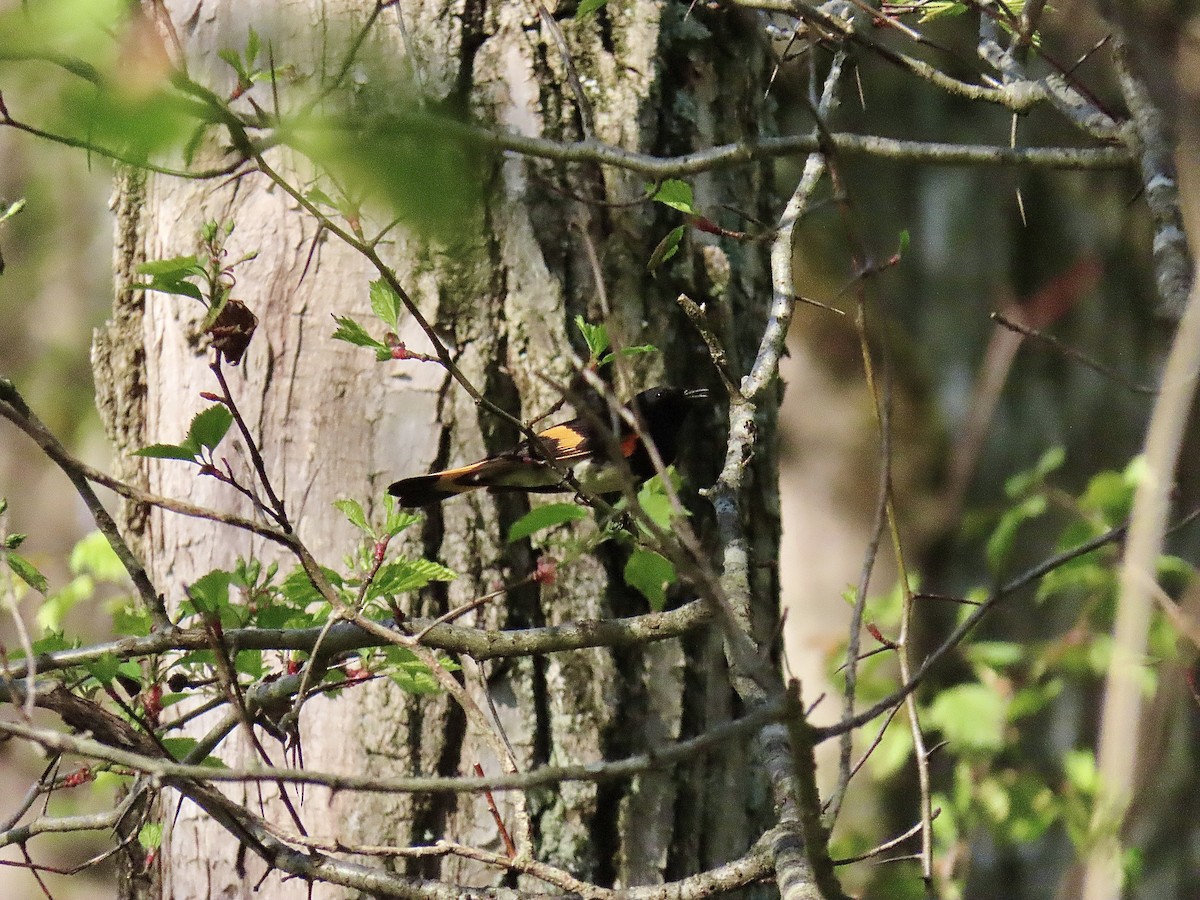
left=388, top=387, right=709, bottom=507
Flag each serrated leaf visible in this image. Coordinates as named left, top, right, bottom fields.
left=507, top=503, right=588, bottom=543
left=647, top=225, right=686, bottom=272
left=652, top=179, right=696, bottom=214
left=187, top=404, right=234, bottom=453
left=138, top=822, right=163, bottom=851
left=574, top=315, right=610, bottom=360
left=384, top=497, right=422, bottom=538
left=131, top=443, right=199, bottom=461
left=188, top=569, right=232, bottom=614
left=624, top=548, right=676, bottom=611
left=333, top=498, right=373, bottom=536
left=370, top=558, right=457, bottom=597
left=8, top=553, right=48, bottom=594
left=332, top=314, right=386, bottom=350
left=369, top=279, right=402, bottom=332
left=281, top=565, right=342, bottom=606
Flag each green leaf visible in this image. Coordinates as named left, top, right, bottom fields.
left=4, top=532, right=26, bottom=551
left=85, top=652, right=121, bottom=685
left=303, top=105, right=488, bottom=245
left=574, top=315, right=611, bottom=361
left=867, top=717, right=913, bottom=779
left=234, top=649, right=263, bottom=679
left=334, top=498, right=373, bottom=536
left=636, top=473, right=683, bottom=532
left=135, top=255, right=202, bottom=277
left=647, top=225, right=686, bottom=272
left=132, top=277, right=205, bottom=303
left=111, top=602, right=152, bottom=637
left=652, top=179, right=696, bottom=214
left=898, top=229, right=910, bottom=255
left=575, top=0, right=608, bottom=19
left=138, top=822, right=163, bottom=852
left=281, top=565, right=342, bottom=607
left=187, top=405, right=234, bottom=453
left=1062, top=748, right=1097, bottom=796
left=8, top=553, right=48, bottom=594
left=70, top=530, right=126, bottom=581
left=598, top=343, right=658, bottom=367
left=916, top=1, right=968, bottom=23
left=965, top=641, right=1025, bottom=671
left=369, top=558, right=456, bottom=597
left=217, top=48, right=248, bottom=80
left=37, top=575, right=93, bottom=631
left=131, top=443, right=200, bottom=461
left=188, top=569, right=232, bottom=614
left=1009, top=678, right=1063, bottom=720
left=0, top=198, right=26, bottom=226
left=1005, top=446, right=1065, bottom=499
left=1080, top=470, right=1134, bottom=525
left=986, top=494, right=1047, bottom=573
left=507, top=503, right=588, bottom=543
left=161, top=737, right=198, bottom=761
left=384, top=496, right=422, bottom=538
left=624, top=548, right=676, bottom=611
left=369, top=279, right=402, bottom=332
left=925, top=683, right=1008, bottom=754
left=332, top=315, right=387, bottom=350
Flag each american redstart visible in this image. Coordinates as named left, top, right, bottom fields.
left=388, top=386, right=709, bottom=507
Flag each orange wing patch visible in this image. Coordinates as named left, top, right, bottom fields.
left=533, top=424, right=592, bottom=462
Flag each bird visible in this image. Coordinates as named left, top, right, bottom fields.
left=387, top=386, right=709, bottom=507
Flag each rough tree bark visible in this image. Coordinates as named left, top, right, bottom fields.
left=93, top=1, right=779, bottom=897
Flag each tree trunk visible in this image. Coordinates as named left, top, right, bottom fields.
left=94, top=2, right=778, bottom=895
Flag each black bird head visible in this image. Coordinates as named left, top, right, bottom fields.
left=625, top=386, right=710, bottom=474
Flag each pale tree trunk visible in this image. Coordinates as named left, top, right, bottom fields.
left=94, top=1, right=778, bottom=896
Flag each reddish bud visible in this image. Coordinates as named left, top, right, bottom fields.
left=63, top=766, right=92, bottom=788
left=286, top=658, right=301, bottom=676
left=391, top=343, right=411, bottom=360
left=199, top=391, right=223, bottom=403
left=866, top=623, right=889, bottom=646
left=143, top=682, right=163, bottom=727
left=692, top=216, right=721, bottom=235
left=532, top=556, right=558, bottom=585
